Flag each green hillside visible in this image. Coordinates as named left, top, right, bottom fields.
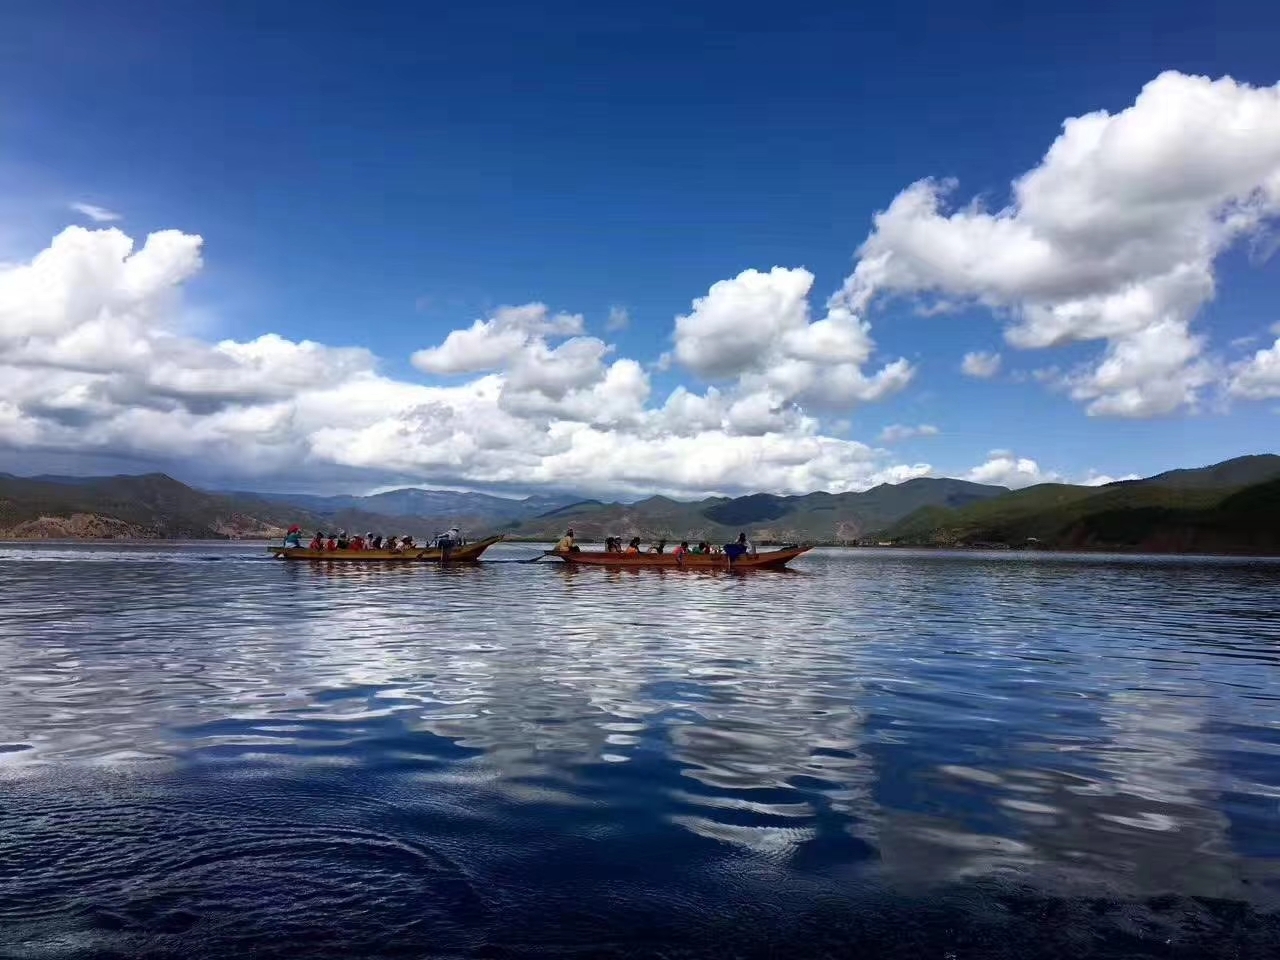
left=882, top=455, right=1280, bottom=553
left=1057, top=476, right=1280, bottom=553
left=1136, top=453, right=1280, bottom=490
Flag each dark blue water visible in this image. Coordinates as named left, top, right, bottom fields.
left=1, top=542, right=1278, bottom=958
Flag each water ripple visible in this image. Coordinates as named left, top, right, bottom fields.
left=1, top=541, right=1278, bottom=957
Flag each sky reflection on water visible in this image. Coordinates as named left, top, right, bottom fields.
left=1, top=542, right=1278, bottom=957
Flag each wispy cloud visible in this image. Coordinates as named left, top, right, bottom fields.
left=69, top=202, right=122, bottom=223
left=878, top=423, right=939, bottom=443
left=913, top=298, right=959, bottom=317
left=961, top=350, right=1002, bottom=379
left=605, top=306, right=630, bottom=332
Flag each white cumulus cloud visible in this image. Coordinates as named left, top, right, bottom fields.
left=0, top=224, right=933, bottom=498
left=671, top=267, right=915, bottom=409
left=1228, top=336, right=1280, bottom=399
left=965, top=452, right=1061, bottom=489
left=23, top=71, right=1275, bottom=496
left=410, top=303, right=583, bottom=375
left=960, top=351, right=1002, bottom=378
left=834, top=71, right=1280, bottom=418
left=1081, top=471, right=1141, bottom=486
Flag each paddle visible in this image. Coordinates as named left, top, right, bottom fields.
left=520, top=550, right=555, bottom=564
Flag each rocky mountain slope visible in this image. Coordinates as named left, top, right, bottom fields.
left=0, top=474, right=456, bottom=540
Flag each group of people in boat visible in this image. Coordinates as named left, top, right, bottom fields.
left=281, top=524, right=462, bottom=553
left=553, top=528, right=757, bottom=559
left=303, top=531, right=417, bottom=552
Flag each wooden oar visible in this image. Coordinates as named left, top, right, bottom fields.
left=520, top=550, right=555, bottom=564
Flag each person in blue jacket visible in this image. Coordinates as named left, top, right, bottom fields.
left=723, top=532, right=754, bottom=560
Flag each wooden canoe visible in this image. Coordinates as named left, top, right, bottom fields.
left=268, top=534, right=504, bottom=562
left=549, top=544, right=812, bottom=570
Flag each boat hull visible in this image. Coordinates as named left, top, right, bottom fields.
left=268, top=535, right=503, bottom=562
left=551, top=545, right=812, bottom=570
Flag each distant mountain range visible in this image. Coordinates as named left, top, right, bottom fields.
left=495, top=478, right=1007, bottom=543
left=228, top=487, right=577, bottom=523
left=1, top=454, right=1278, bottom=554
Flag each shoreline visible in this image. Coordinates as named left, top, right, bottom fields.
left=3, top=536, right=1280, bottom=560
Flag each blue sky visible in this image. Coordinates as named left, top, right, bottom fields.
left=1, top=0, right=1279, bottom=497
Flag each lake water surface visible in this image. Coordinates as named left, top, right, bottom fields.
left=2, top=542, right=1279, bottom=958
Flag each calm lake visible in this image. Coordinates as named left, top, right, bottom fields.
left=2, top=541, right=1278, bottom=958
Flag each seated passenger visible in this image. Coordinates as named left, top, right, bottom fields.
left=350, top=535, right=365, bottom=551
left=625, top=537, right=641, bottom=554
left=402, top=535, right=415, bottom=549
left=554, top=527, right=579, bottom=554
left=336, top=531, right=350, bottom=550
left=650, top=539, right=666, bottom=554
left=283, top=525, right=302, bottom=548
left=309, top=531, right=324, bottom=550
left=693, top=541, right=709, bottom=554
left=673, top=540, right=690, bottom=561
left=325, top=534, right=338, bottom=551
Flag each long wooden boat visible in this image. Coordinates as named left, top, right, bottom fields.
left=549, top=544, right=812, bottom=570
left=268, top=534, right=504, bottom=562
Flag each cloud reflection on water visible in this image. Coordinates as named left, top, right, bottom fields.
left=1, top=542, right=1279, bottom=908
